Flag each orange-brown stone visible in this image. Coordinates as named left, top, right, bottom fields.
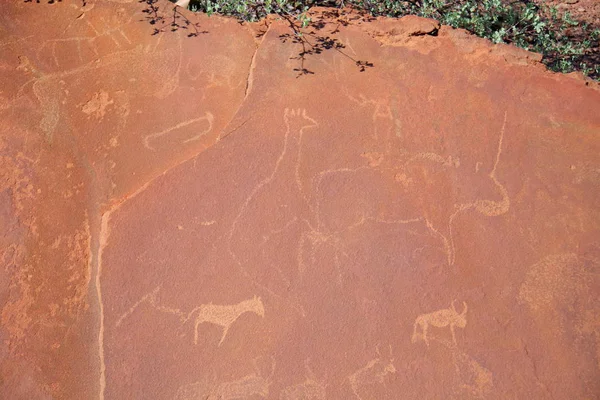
left=1, top=1, right=599, bottom=399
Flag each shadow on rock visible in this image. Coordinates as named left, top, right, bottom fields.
left=139, top=0, right=208, bottom=37
left=277, top=10, right=374, bottom=77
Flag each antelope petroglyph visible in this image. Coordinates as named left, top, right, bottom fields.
left=184, top=295, right=265, bottom=346
left=280, top=359, right=326, bottom=400
left=412, top=301, right=468, bottom=346
left=348, top=346, right=396, bottom=400
left=175, top=357, right=275, bottom=400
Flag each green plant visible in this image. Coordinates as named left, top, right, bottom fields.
left=175, top=0, right=599, bottom=80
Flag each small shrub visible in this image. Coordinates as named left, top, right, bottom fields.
left=177, top=0, right=599, bottom=80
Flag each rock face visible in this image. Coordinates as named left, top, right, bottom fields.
left=1, top=1, right=599, bottom=399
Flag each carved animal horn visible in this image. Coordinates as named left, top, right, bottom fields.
left=462, top=301, right=468, bottom=315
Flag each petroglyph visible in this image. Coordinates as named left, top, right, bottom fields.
left=143, top=112, right=214, bottom=150
left=348, top=346, right=396, bottom=400
left=32, top=80, right=61, bottom=142
left=281, top=377, right=326, bottom=400
left=406, top=152, right=461, bottom=168
left=426, top=112, right=511, bottom=266
left=185, top=295, right=265, bottom=346
left=453, top=350, right=494, bottom=399
left=518, top=253, right=589, bottom=314
left=361, top=151, right=384, bottom=167
left=285, top=108, right=319, bottom=205
left=116, top=290, right=264, bottom=346
left=412, top=301, right=468, bottom=346
left=114, top=286, right=186, bottom=328
left=81, top=90, right=113, bottom=119
left=224, top=108, right=317, bottom=318
left=280, top=359, right=327, bottom=400
left=473, top=112, right=510, bottom=217
left=175, top=357, right=275, bottom=400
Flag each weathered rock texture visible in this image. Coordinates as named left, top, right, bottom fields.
left=1, top=1, right=599, bottom=399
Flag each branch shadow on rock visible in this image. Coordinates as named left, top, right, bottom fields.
left=139, top=0, right=208, bottom=37
left=277, top=10, right=374, bottom=77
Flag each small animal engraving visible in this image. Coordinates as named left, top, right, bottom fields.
left=412, top=301, right=468, bottom=346
left=348, top=346, right=396, bottom=400
left=176, top=357, right=275, bottom=400
left=186, top=295, right=265, bottom=346
left=280, top=359, right=326, bottom=400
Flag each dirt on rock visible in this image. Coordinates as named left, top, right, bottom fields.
left=1, top=1, right=599, bottom=399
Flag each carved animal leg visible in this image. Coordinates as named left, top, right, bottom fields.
left=194, top=318, right=205, bottom=345
left=422, top=324, right=429, bottom=346
left=350, top=379, right=362, bottom=400
left=218, top=325, right=230, bottom=346
left=412, top=323, right=418, bottom=343
left=450, top=325, right=457, bottom=346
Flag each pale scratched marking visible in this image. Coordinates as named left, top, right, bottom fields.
left=117, top=293, right=265, bottom=346
left=475, top=111, right=510, bottom=217
left=313, top=166, right=370, bottom=231
left=518, top=253, right=580, bottom=313
left=446, top=203, right=474, bottom=266
left=81, top=90, right=114, bottom=119
left=52, top=42, right=59, bottom=67
left=0, top=35, right=34, bottom=48
left=412, top=300, right=468, bottom=347
left=215, top=358, right=275, bottom=400
left=424, top=217, right=453, bottom=266
left=155, top=32, right=183, bottom=99
left=348, top=346, right=396, bottom=400
left=344, top=37, right=358, bottom=57
left=295, top=215, right=421, bottom=284
left=17, top=47, right=145, bottom=142
left=86, top=19, right=101, bottom=35
left=184, top=295, right=265, bottom=346
left=258, top=217, right=298, bottom=249
left=454, top=350, right=494, bottom=398
left=281, top=359, right=326, bottom=400
left=213, top=374, right=270, bottom=400
left=407, top=152, right=460, bottom=168
left=116, top=285, right=189, bottom=328
left=119, top=30, right=132, bottom=45
left=115, top=286, right=160, bottom=327
left=33, top=80, right=60, bottom=142
left=225, top=108, right=315, bottom=318
left=374, top=216, right=423, bottom=226
left=176, top=358, right=275, bottom=400
left=142, top=112, right=214, bottom=150
left=423, top=112, right=510, bottom=266
left=77, top=40, right=83, bottom=62
left=289, top=108, right=319, bottom=208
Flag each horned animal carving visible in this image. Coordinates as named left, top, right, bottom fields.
left=348, top=345, right=396, bottom=400
left=186, top=295, right=265, bottom=346
left=412, top=301, right=468, bottom=346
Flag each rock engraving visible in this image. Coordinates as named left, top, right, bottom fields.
left=186, top=295, right=265, bottom=346
left=280, top=359, right=326, bottom=400
left=348, top=346, right=396, bottom=400
left=412, top=301, right=468, bottom=346
left=176, top=358, right=275, bottom=400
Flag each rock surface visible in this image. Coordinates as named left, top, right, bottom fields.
left=1, top=1, right=599, bottom=399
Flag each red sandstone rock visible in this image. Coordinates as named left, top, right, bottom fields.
left=1, top=1, right=599, bottom=399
